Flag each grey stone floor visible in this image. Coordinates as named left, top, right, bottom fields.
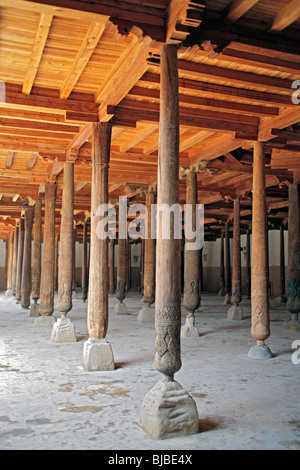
left=0, top=289, right=299, bottom=450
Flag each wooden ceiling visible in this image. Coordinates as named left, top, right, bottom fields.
left=0, top=0, right=300, bottom=241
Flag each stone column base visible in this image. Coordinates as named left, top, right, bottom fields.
left=5, top=289, right=12, bottom=296
left=51, top=317, right=76, bottom=343
left=140, top=380, right=199, bottom=440
left=248, top=343, right=273, bottom=359
left=181, top=315, right=199, bottom=337
left=227, top=305, right=243, bottom=320
left=113, top=301, right=128, bottom=315
left=82, top=338, right=115, bottom=371
left=15, top=298, right=21, bottom=304
left=34, top=315, right=56, bottom=326
left=137, top=305, right=154, bottom=323
left=223, top=294, right=231, bottom=305
left=283, top=319, right=300, bottom=332
left=275, top=295, right=287, bottom=304
left=29, top=303, right=40, bottom=317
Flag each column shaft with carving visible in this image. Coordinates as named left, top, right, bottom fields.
left=224, top=221, right=231, bottom=305
left=5, top=231, right=13, bottom=295
left=11, top=227, right=19, bottom=297
left=227, top=198, right=243, bottom=320
left=30, top=198, right=42, bottom=316
left=82, top=218, right=89, bottom=302
left=219, top=230, right=225, bottom=296
left=21, top=206, right=34, bottom=309
left=15, top=219, right=24, bottom=303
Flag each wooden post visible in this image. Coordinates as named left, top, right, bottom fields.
left=248, top=142, right=272, bottom=358
left=72, top=226, right=77, bottom=297
left=138, top=186, right=156, bottom=322
left=21, top=205, right=34, bottom=309
left=114, top=234, right=128, bottom=314
left=227, top=198, right=243, bottom=320
left=141, top=44, right=199, bottom=440
left=140, top=238, right=144, bottom=295
left=11, top=227, right=19, bottom=297
left=37, top=183, right=57, bottom=324
left=54, top=234, right=59, bottom=291
left=246, top=228, right=251, bottom=299
left=109, top=237, right=115, bottom=295
left=219, top=230, right=225, bottom=296
left=83, top=122, right=114, bottom=370
left=15, top=218, right=24, bottom=304
left=277, top=224, right=287, bottom=303
left=126, top=234, right=131, bottom=293
left=82, top=218, right=89, bottom=301
left=181, top=170, right=200, bottom=336
left=224, top=221, right=231, bottom=304
left=51, top=162, right=76, bottom=342
left=284, top=184, right=300, bottom=330
left=30, top=198, right=42, bottom=316
left=5, top=231, right=13, bottom=296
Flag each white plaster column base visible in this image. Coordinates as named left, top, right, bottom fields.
left=227, top=305, right=243, bottom=320
left=29, top=303, right=40, bottom=317
left=34, top=316, right=56, bottom=326
left=140, top=380, right=199, bottom=440
left=181, top=315, right=199, bottom=337
left=82, top=338, right=115, bottom=371
left=223, top=294, right=231, bottom=305
left=137, top=305, right=154, bottom=323
left=50, top=317, right=76, bottom=343
left=113, top=302, right=128, bottom=315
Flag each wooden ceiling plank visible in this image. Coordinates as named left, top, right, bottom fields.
left=60, top=21, right=107, bottom=99
left=22, top=13, right=53, bottom=95
left=271, top=0, right=300, bottom=32
left=225, top=0, right=260, bottom=23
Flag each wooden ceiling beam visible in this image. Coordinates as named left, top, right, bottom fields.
left=22, top=13, right=53, bottom=95
left=270, top=0, right=300, bottom=32
left=60, top=21, right=107, bottom=99
left=224, top=0, right=260, bottom=23
left=5, top=151, right=14, bottom=169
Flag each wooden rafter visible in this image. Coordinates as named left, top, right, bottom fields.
left=271, top=0, right=300, bottom=32
left=224, top=0, right=260, bottom=23
left=22, top=13, right=53, bottom=95
left=5, top=151, right=14, bottom=169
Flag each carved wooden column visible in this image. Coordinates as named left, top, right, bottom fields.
left=248, top=142, right=272, bottom=358
left=15, top=218, right=24, bottom=304
left=36, top=183, right=57, bottom=325
left=82, top=218, right=89, bottom=302
left=83, top=122, right=114, bottom=371
left=11, top=227, right=19, bottom=297
left=54, top=234, right=59, bottom=291
left=126, top=234, right=131, bottom=293
left=30, top=197, right=42, bottom=316
left=284, top=184, right=300, bottom=331
left=109, top=237, right=115, bottom=295
left=114, top=234, right=128, bottom=314
left=51, top=161, right=76, bottom=342
left=138, top=185, right=156, bottom=322
left=181, top=170, right=200, bottom=336
left=141, top=44, right=198, bottom=440
left=140, top=238, right=144, bottom=295
left=21, top=205, right=34, bottom=309
left=5, top=231, right=13, bottom=296
left=277, top=224, right=287, bottom=303
left=72, top=226, right=77, bottom=298
left=246, top=228, right=251, bottom=299
left=227, top=198, right=243, bottom=320
left=224, top=221, right=231, bottom=304
left=219, top=230, right=225, bottom=296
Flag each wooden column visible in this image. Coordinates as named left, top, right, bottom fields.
left=30, top=198, right=42, bottom=316
left=278, top=224, right=287, bottom=303
left=246, top=228, right=251, bottom=299
left=11, top=227, right=19, bottom=297
left=248, top=142, right=272, bottom=358
left=52, top=161, right=76, bottom=342
left=82, top=218, right=89, bottom=301
left=5, top=231, right=13, bottom=295
left=126, top=235, right=131, bottom=293
left=15, top=218, right=24, bottom=303
left=219, top=230, right=225, bottom=296
left=140, top=238, right=145, bottom=295
left=138, top=186, right=156, bottom=322
left=227, top=198, right=243, bottom=320
left=114, top=234, right=128, bottom=314
left=83, top=122, right=114, bottom=370
left=54, top=234, right=59, bottom=291
left=284, top=184, right=300, bottom=330
left=182, top=170, right=200, bottom=336
left=38, top=183, right=57, bottom=323
left=72, top=226, right=77, bottom=296
left=21, top=205, right=34, bottom=309
left=224, top=221, right=231, bottom=304
left=109, top=237, right=115, bottom=295
left=141, top=44, right=198, bottom=440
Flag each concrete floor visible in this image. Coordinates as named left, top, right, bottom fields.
left=0, top=289, right=299, bottom=451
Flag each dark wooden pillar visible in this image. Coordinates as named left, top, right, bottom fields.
left=21, top=205, right=34, bottom=309
left=72, top=226, right=77, bottom=296
left=248, top=142, right=272, bottom=358
left=114, top=234, right=128, bottom=314
left=246, top=228, right=251, bottom=299
left=224, top=221, right=231, bottom=304
left=30, top=197, right=42, bottom=316
left=284, top=184, right=300, bottom=330
left=126, top=234, right=131, bottom=293
left=140, top=238, right=144, bottom=295
left=82, top=218, right=89, bottom=301
left=37, top=183, right=57, bottom=324
left=219, top=230, right=225, bottom=296
left=5, top=231, right=13, bottom=295
left=83, top=122, right=114, bottom=370
left=141, top=44, right=198, bottom=440
left=227, top=198, right=243, bottom=320
left=15, top=218, right=24, bottom=303
left=182, top=170, right=200, bottom=336
left=11, top=227, right=19, bottom=297
left=278, top=224, right=287, bottom=303
left=54, top=234, right=59, bottom=291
